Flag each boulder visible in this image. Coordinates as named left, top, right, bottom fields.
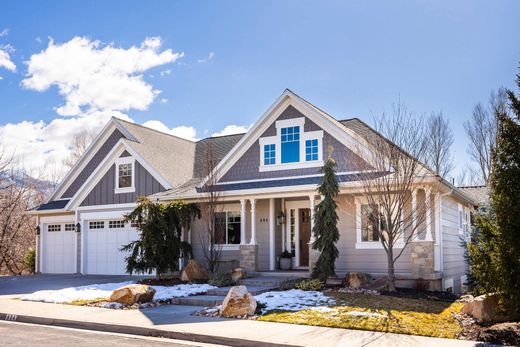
left=343, top=272, right=368, bottom=289
left=231, top=267, right=247, bottom=282
left=109, top=284, right=156, bottom=305
left=181, top=260, right=208, bottom=282
left=461, top=293, right=507, bottom=323
left=220, top=285, right=257, bottom=317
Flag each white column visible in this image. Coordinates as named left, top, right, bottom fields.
left=240, top=199, right=247, bottom=245
left=425, top=188, right=433, bottom=241
left=179, top=227, right=184, bottom=271
left=250, top=199, right=257, bottom=245
left=309, top=195, right=316, bottom=244
left=281, top=198, right=285, bottom=251
left=269, top=198, right=275, bottom=271
left=412, top=188, right=418, bottom=237
left=286, top=209, right=291, bottom=252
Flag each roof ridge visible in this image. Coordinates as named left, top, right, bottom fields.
left=196, top=132, right=246, bottom=142
left=114, top=117, right=196, bottom=144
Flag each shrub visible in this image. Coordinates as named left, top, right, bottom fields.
left=280, top=278, right=304, bottom=290
left=24, top=248, right=36, bottom=274
left=208, top=271, right=234, bottom=287
left=295, top=279, right=324, bottom=291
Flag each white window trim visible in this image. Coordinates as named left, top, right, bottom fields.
left=215, top=210, right=242, bottom=247
left=114, top=157, right=135, bottom=194
left=355, top=197, right=404, bottom=250
left=258, top=117, right=324, bottom=172
left=457, top=203, right=464, bottom=235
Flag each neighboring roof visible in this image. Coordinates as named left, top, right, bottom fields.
left=113, top=118, right=197, bottom=188
left=458, top=186, right=490, bottom=207
left=35, top=199, right=70, bottom=211
left=193, top=134, right=244, bottom=178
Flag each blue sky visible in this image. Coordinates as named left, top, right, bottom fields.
left=0, top=1, right=518, bottom=180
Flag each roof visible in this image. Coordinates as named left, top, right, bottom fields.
left=193, top=134, right=244, bottom=178
left=35, top=199, right=70, bottom=211
left=458, top=186, right=490, bottom=207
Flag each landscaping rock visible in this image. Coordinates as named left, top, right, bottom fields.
left=231, top=267, right=247, bottom=282
left=109, top=284, right=156, bottom=305
left=181, top=260, right=208, bottom=282
left=462, top=293, right=507, bottom=323
left=343, top=272, right=368, bottom=289
left=364, top=276, right=388, bottom=291
left=220, top=285, right=257, bottom=317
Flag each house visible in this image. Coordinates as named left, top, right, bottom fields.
left=32, top=90, right=476, bottom=292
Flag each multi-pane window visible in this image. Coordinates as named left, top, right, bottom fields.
left=305, top=139, right=319, bottom=161
left=64, top=223, right=75, bottom=231
left=109, top=220, right=125, bottom=229
left=89, top=221, right=105, bottom=229
left=47, top=224, right=62, bottom=232
left=118, top=163, right=133, bottom=188
left=281, top=126, right=300, bottom=163
left=214, top=212, right=241, bottom=245
left=290, top=209, right=296, bottom=255
left=360, top=204, right=383, bottom=242
left=263, top=144, right=276, bottom=165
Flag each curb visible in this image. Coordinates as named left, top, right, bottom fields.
left=0, top=312, right=297, bottom=347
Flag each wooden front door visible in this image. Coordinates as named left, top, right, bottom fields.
left=300, top=208, right=311, bottom=266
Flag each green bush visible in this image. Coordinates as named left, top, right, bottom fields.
left=295, top=279, right=324, bottom=291
left=24, top=248, right=36, bottom=274
left=208, top=271, right=234, bottom=287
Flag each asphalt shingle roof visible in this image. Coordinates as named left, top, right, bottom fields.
left=458, top=186, right=490, bottom=207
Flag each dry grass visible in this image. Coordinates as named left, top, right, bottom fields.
left=66, top=298, right=107, bottom=306
left=258, top=291, right=464, bottom=339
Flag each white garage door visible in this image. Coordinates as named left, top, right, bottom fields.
left=44, top=223, right=77, bottom=274
left=86, top=219, right=139, bottom=275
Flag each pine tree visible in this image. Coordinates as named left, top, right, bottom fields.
left=122, top=196, right=200, bottom=277
left=311, top=155, right=340, bottom=281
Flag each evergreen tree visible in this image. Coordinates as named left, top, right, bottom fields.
left=467, top=67, right=520, bottom=314
left=311, top=154, right=340, bottom=281
left=122, top=196, right=200, bottom=277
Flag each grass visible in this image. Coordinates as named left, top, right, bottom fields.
left=258, top=291, right=464, bottom=339
left=67, top=298, right=107, bottom=306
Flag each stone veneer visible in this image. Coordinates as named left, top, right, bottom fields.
left=410, top=241, right=434, bottom=277
left=239, top=244, right=258, bottom=272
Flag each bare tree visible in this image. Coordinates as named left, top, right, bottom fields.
left=63, top=130, right=96, bottom=169
left=356, top=102, right=435, bottom=291
left=424, top=112, right=454, bottom=178
left=198, top=141, right=223, bottom=274
left=455, top=165, right=480, bottom=187
left=44, top=156, right=66, bottom=189
left=464, top=88, right=508, bottom=184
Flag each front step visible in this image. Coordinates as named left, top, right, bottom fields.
left=207, top=285, right=277, bottom=296
left=239, top=276, right=304, bottom=287
left=173, top=295, right=225, bottom=307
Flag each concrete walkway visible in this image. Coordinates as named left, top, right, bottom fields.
left=0, top=297, right=481, bottom=347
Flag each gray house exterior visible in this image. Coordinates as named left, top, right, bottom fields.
left=32, top=90, right=476, bottom=292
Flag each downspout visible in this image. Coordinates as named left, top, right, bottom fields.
left=439, top=191, right=452, bottom=287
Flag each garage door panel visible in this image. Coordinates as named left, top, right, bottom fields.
left=44, top=223, right=76, bottom=274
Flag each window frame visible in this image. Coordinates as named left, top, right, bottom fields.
left=263, top=144, right=276, bottom=165
left=114, top=157, right=135, bottom=194
left=214, top=210, right=242, bottom=249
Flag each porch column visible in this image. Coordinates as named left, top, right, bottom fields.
left=412, top=188, right=418, bottom=238
left=240, top=199, right=247, bottom=245
left=249, top=198, right=257, bottom=245
left=269, top=198, right=275, bottom=271
left=309, top=195, right=316, bottom=244
left=425, top=188, right=433, bottom=241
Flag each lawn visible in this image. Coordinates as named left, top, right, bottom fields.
left=258, top=291, right=464, bottom=339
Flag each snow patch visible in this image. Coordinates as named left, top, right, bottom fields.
left=153, top=284, right=216, bottom=301
left=255, top=289, right=335, bottom=313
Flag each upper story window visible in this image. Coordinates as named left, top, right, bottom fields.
left=258, top=117, right=323, bottom=172
left=115, top=156, right=135, bottom=194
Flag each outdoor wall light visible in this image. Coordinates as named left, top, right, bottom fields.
left=35, top=225, right=40, bottom=235
left=276, top=212, right=286, bottom=225
left=75, top=223, right=81, bottom=233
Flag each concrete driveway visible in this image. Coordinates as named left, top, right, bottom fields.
left=0, top=274, right=143, bottom=296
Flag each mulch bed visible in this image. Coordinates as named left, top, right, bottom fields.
left=380, top=288, right=459, bottom=302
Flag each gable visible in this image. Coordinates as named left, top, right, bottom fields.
left=61, top=129, right=125, bottom=198
left=218, top=105, right=372, bottom=183
left=80, top=157, right=165, bottom=207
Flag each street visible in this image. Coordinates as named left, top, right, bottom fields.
left=0, top=321, right=225, bottom=347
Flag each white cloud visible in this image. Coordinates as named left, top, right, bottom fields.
left=142, top=120, right=198, bottom=141
left=0, top=47, right=16, bottom=74
left=160, top=69, right=171, bottom=77
left=22, top=36, right=183, bottom=116
left=160, top=98, right=168, bottom=104
left=211, top=124, right=251, bottom=137
left=197, top=52, right=214, bottom=63
left=0, top=28, right=8, bottom=37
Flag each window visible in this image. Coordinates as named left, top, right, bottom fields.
left=361, top=204, right=382, bottom=242
left=89, top=221, right=105, bottom=229
left=47, top=224, right=61, bottom=232
left=263, top=144, right=276, bottom=165
left=109, top=220, right=125, bottom=229
left=64, top=223, right=75, bottom=231
left=115, top=157, right=135, bottom=193
left=281, top=126, right=300, bottom=163
left=214, top=212, right=241, bottom=245
left=458, top=203, right=464, bottom=235
left=305, top=139, right=319, bottom=161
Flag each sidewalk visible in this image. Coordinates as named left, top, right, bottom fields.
left=0, top=298, right=480, bottom=347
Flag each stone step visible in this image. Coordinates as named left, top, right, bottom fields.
left=239, top=276, right=303, bottom=287
left=207, top=285, right=277, bottom=296
left=173, top=295, right=225, bottom=307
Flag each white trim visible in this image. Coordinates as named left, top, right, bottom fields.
left=217, top=244, right=240, bottom=251
left=269, top=198, right=276, bottom=271
left=259, top=160, right=324, bottom=172
left=457, top=203, right=464, bottom=235
left=275, top=117, right=306, bottom=129
left=216, top=170, right=371, bottom=185
left=123, top=142, right=173, bottom=190
left=80, top=209, right=133, bottom=221
left=76, top=203, right=137, bottom=211
left=114, top=156, right=136, bottom=194
left=40, top=215, right=75, bottom=223
left=443, top=277, right=454, bottom=291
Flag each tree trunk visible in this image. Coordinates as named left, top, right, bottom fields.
left=386, top=248, right=396, bottom=291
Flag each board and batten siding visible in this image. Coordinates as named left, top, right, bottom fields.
left=80, top=159, right=165, bottom=206
left=441, top=195, right=467, bottom=292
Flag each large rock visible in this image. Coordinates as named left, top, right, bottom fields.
left=343, top=272, right=368, bottom=289
left=461, top=293, right=507, bottom=323
left=181, top=260, right=208, bottom=282
left=231, top=267, right=247, bottom=282
left=220, top=285, right=257, bottom=317
left=109, top=284, right=156, bottom=305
